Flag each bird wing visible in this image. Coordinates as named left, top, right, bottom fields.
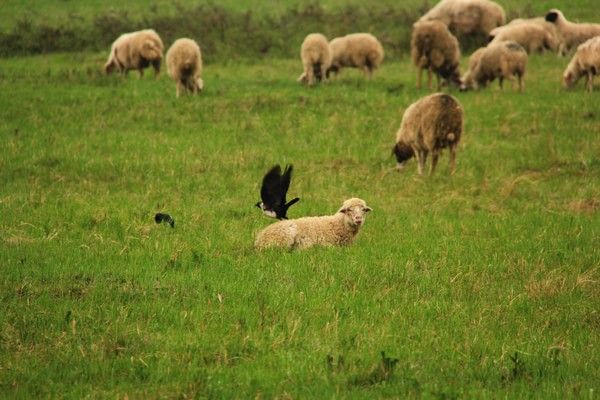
left=260, top=165, right=285, bottom=209
left=280, top=165, right=293, bottom=203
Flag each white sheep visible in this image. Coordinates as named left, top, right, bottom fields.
left=166, top=38, right=204, bottom=97
left=327, top=33, right=384, bottom=79
left=489, top=19, right=561, bottom=54
left=411, top=20, right=462, bottom=90
left=563, top=36, right=600, bottom=92
left=419, top=0, right=506, bottom=37
left=104, top=29, right=164, bottom=77
left=545, top=9, right=600, bottom=53
left=254, top=198, right=372, bottom=250
left=393, top=93, right=463, bottom=175
left=297, top=33, right=331, bottom=85
left=460, top=40, right=528, bottom=92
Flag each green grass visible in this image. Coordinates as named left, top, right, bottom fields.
left=1, top=42, right=600, bottom=398
left=2, top=0, right=600, bottom=28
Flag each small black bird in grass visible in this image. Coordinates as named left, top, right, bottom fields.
left=256, top=164, right=300, bottom=220
left=155, top=213, right=175, bottom=228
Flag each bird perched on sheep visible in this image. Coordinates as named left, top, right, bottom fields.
left=563, top=36, right=600, bottom=92
left=254, top=198, right=372, bottom=250
left=326, top=33, right=384, bottom=79
left=392, top=93, right=463, bottom=175
left=488, top=19, right=561, bottom=54
left=545, top=9, right=600, bottom=53
left=104, top=29, right=164, bottom=77
left=418, top=0, right=506, bottom=37
left=297, top=33, right=332, bottom=86
left=411, top=20, right=462, bottom=90
left=166, top=38, right=204, bottom=97
left=460, top=40, right=528, bottom=92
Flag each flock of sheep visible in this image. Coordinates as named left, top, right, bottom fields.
left=102, top=0, right=600, bottom=251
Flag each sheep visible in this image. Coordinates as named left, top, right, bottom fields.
left=418, top=0, right=506, bottom=37
left=488, top=19, right=561, bottom=54
left=297, top=33, right=332, bottom=86
left=411, top=20, right=462, bottom=90
left=563, top=36, right=600, bottom=92
left=545, top=9, right=600, bottom=53
left=166, top=38, right=204, bottom=97
left=104, top=29, right=164, bottom=77
left=254, top=198, right=372, bottom=250
left=460, top=40, right=528, bottom=92
left=326, top=33, right=384, bottom=79
left=392, top=93, right=463, bottom=175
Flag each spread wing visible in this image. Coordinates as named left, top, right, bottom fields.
left=280, top=165, right=293, bottom=203
left=260, top=165, right=285, bottom=209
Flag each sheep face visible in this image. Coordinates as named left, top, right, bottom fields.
left=338, top=198, right=372, bottom=227
left=393, top=142, right=414, bottom=169
left=545, top=10, right=562, bottom=24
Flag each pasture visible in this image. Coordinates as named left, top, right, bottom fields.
left=1, top=1, right=600, bottom=398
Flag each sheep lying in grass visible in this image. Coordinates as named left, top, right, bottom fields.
left=254, top=198, right=372, bottom=250
left=545, top=9, right=600, bottom=53
left=104, top=29, right=164, bottom=77
left=327, top=33, right=384, bottom=79
left=393, top=93, right=463, bottom=175
left=411, top=20, right=462, bottom=89
left=489, top=19, right=561, bottom=54
left=563, top=36, right=600, bottom=92
left=419, top=0, right=506, bottom=36
left=297, top=33, right=331, bottom=85
left=166, top=38, right=204, bottom=97
left=460, top=40, right=528, bottom=91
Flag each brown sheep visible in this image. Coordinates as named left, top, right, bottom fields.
left=392, top=93, right=463, bottom=175
left=411, top=20, right=462, bottom=90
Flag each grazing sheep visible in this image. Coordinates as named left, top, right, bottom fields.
left=254, top=198, right=372, bottom=250
left=419, top=0, right=506, bottom=37
left=460, top=40, right=528, bottom=92
left=104, top=29, right=164, bottom=77
left=327, top=33, right=384, bottom=79
left=166, top=38, right=204, bottom=97
left=563, top=36, right=600, bottom=92
left=392, top=93, right=463, bottom=175
left=411, top=20, right=462, bottom=90
left=297, top=33, right=332, bottom=85
left=545, top=9, right=600, bottom=53
left=504, top=17, right=565, bottom=55
left=488, top=20, right=561, bottom=54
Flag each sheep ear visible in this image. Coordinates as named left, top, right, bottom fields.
left=364, top=206, right=372, bottom=213
left=339, top=207, right=350, bottom=214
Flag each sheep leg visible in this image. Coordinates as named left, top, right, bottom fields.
left=417, top=67, right=422, bottom=89
left=176, top=81, right=184, bottom=98
left=518, top=73, right=524, bottom=92
left=498, top=76, right=504, bottom=90
left=416, top=151, right=428, bottom=175
left=427, top=69, right=432, bottom=90
left=586, top=71, right=594, bottom=92
left=449, top=144, right=457, bottom=175
left=138, top=68, right=144, bottom=78
left=429, top=150, right=439, bottom=176
left=152, top=60, right=161, bottom=78
left=305, top=64, right=315, bottom=86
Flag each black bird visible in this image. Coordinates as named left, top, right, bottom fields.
left=155, top=213, right=175, bottom=228
left=255, top=164, right=300, bottom=220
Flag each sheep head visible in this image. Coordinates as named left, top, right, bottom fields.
left=545, top=9, right=564, bottom=24
left=393, top=141, right=414, bottom=169
left=338, top=198, right=372, bottom=228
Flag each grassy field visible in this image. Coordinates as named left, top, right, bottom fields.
left=1, top=3, right=600, bottom=397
